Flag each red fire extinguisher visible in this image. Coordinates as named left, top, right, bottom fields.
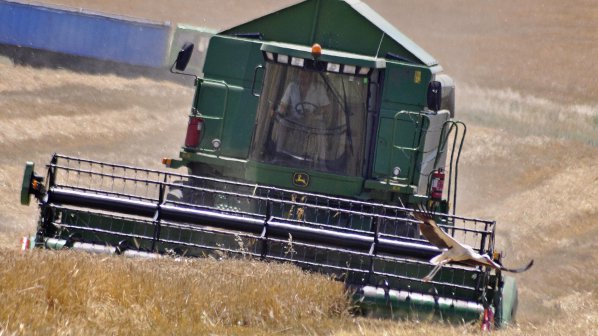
left=430, top=168, right=445, bottom=200
left=184, top=116, right=204, bottom=148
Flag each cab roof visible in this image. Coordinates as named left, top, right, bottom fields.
left=222, top=0, right=438, bottom=67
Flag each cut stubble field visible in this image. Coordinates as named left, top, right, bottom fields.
left=1, top=0, right=597, bottom=335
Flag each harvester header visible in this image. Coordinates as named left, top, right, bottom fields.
left=20, top=0, right=527, bottom=329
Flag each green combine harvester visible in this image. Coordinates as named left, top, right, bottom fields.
left=20, top=0, right=523, bottom=329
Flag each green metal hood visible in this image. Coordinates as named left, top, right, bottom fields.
left=222, top=0, right=439, bottom=68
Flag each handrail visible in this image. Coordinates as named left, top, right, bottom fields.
left=435, top=120, right=466, bottom=215
left=385, top=110, right=426, bottom=183
left=251, top=65, right=265, bottom=97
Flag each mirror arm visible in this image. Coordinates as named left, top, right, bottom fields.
left=169, top=61, right=198, bottom=79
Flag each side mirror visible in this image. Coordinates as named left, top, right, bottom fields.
left=174, top=42, right=194, bottom=72
left=427, top=80, right=442, bottom=112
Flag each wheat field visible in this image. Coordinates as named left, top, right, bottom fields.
left=1, top=0, right=597, bottom=335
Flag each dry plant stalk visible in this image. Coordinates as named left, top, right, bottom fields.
left=0, top=249, right=350, bottom=335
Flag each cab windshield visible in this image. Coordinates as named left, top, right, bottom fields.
left=250, top=62, right=368, bottom=176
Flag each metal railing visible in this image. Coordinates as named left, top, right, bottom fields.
left=38, top=154, right=497, bottom=302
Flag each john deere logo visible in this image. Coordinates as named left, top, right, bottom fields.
left=293, top=172, right=310, bottom=187
left=414, top=70, right=422, bottom=84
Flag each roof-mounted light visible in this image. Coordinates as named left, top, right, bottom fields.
left=263, top=48, right=372, bottom=77
left=291, top=57, right=304, bottom=67
left=277, top=54, right=289, bottom=64
left=326, top=62, right=340, bottom=73
left=358, top=67, right=370, bottom=75
left=343, top=64, right=356, bottom=74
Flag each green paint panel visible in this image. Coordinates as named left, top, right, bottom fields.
left=220, top=90, right=259, bottom=158
left=370, top=260, right=481, bottom=302
left=20, top=161, right=34, bottom=206
left=373, top=111, right=429, bottom=191
left=196, top=85, right=258, bottom=158
left=195, top=36, right=263, bottom=159
left=313, top=1, right=385, bottom=56
left=197, top=82, right=229, bottom=118
left=381, top=62, right=432, bottom=110
left=246, top=161, right=364, bottom=198
left=357, top=289, right=483, bottom=323
left=181, top=152, right=247, bottom=179
left=223, top=0, right=434, bottom=65
left=202, top=35, right=264, bottom=87
left=373, top=118, right=392, bottom=178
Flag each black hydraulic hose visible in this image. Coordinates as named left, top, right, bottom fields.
left=434, top=120, right=466, bottom=215
left=447, top=123, right=458, bottom=215
left=451, top=121, right=466, bottom=215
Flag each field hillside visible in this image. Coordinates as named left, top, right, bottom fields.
left=1, top=0, right=596, bottom=335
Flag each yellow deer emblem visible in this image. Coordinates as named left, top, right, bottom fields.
left=292, top=172, right=310, bottom=187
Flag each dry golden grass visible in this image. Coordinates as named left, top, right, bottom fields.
left=458, top=84, right=598, bottom=145
left=0, top=249, right=350, bottom=335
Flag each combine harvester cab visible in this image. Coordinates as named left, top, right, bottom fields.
left=21, top=0, right=522, bottom=329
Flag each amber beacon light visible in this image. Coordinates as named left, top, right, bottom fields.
left=311, top=43, right=322, bottom=58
